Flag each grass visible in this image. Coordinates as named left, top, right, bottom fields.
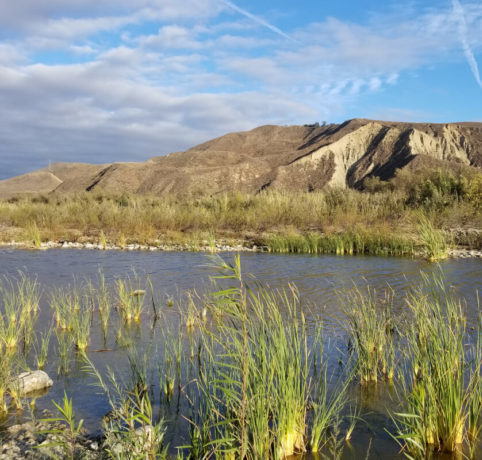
left=180, top=256, right=353, bottom=459
left=393, top=275, right=482, bottom=457
left=0, top=167, right=480, bottom=257
left=344, top=286, right=396, bottom=384
left=416, top=214, right=451, bottom=261
left=266, top=230, right=416, bottom=257
left=117, top=273, right=146, bottom=323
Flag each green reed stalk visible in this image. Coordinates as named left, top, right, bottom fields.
left=84, top=355, right=168, bottom=460
left=35, top=326, right=53, bottom=369
left=344, top=286, right=396, bottom=384
left=417, top=214, right=450, bottom=261
left=393, top=274, right=482, bottom=456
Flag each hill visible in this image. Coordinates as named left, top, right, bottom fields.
left=1, top=119, right=481, bottom=198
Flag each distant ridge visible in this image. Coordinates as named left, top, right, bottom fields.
left=1, top=119, right=481, bottom=198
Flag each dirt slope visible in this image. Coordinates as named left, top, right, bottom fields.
left=1, top=119, right=480, bottom=198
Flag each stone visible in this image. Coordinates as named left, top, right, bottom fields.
left=13, top=370, right=53, bottom=395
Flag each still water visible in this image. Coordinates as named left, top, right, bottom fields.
left=0, top=248, right=480, bottom=458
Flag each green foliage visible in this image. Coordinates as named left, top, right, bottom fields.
left=393, top=275, right=482, bottom=457
left=416, top=214, right=451, bottom=261
left=363, top=176, right=394, bottom=193
left=344, top=286, right=396, bottom=384
left=405, top=168, right=470, bottom=208
left=38, top=392, right=84, bottom=460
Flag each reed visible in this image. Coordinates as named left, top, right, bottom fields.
left=266, top=230, right=415, bottom=257
left=71, top=301, right=91, bottom=352
left=96, top=271, right=112, bottom=337
left=310, top=366, right=352, bottom=453
left=50, top=287, right=79, bottom=331
left=35, top=326, right=53, bottom=369
left=84, top=355, right=168, bottom=460
left=22, top=221, right=42, bottom=248
left=56, top=329, right=74, bottom=375
left=117, top=273, right=146, bottom=323
left=393, top=275, right=482, bottom=456
left=0, top=350, right=14, bottom=415
left=417, top=214, right=451, bottom=261
left=343, top=286, right=396, bottom=384
left=184, top=256, right=346, bottom=459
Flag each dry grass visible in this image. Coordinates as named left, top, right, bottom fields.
left=0, top=168, right=480, bottom=255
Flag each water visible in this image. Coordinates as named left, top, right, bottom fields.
left=0, top=248, right=481, bottom=458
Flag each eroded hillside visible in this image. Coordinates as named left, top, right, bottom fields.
left=0, top=119, right=480, bottom=198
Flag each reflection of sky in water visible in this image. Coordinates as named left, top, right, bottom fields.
left=0, top=249, right=480, bottom=457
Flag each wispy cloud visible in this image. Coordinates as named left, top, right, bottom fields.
left=452, top=0, right=482, bottom=88
left=220, top=0, right=295, bottom=41
left=0, top=1, right=481, bottom=179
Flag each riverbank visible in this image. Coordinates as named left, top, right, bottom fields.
left=0, top=170, right=481, bottom=258
left=0, top=418, right=100, bottom=460
left=1, top=228, right=482, bottom=258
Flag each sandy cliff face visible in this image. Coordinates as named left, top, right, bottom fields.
left=0, top=119, right=480, bottom=198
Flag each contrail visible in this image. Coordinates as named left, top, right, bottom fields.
left=221, top=0, right=295, bottom=41
left=452, top=0, right=482, bottom=88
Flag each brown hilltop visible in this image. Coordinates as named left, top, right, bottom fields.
left=0, top=119, right=481, bottom=198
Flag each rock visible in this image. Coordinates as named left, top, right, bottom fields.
left=110, top=425, right=154, bottom=456
left=13, top=370, right=53, bottom=395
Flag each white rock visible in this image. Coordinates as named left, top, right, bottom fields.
left=13, top=370, right=53, bottom=395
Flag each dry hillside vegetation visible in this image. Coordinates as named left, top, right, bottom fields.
left=0, top=119, right=480, bottom=198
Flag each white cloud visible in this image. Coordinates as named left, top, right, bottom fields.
left=0, top=1, right=481, bottom=179
left=220, top=0, right=295, bottom=41
left=452, top=0, right=482, bottom=88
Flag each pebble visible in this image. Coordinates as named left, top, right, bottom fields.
left=0, top=420, right=101, bottom=460
left=1, top=239, right=481, bottom=257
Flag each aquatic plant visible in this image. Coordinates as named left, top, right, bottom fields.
left=393, top=275, right=482, bottom=456
left=310, top=366, right=352, bottom=453
left=96, top=270, right=112, bottom=337
left=71, top=302, right=91, bottom=352
left=84, top=356, right=168, bottom=460
left=117, top=272, right=146, bottom=323
left=344, top=286, right=396, bottom=384
left=185, top=256, right=339, bottom=459
left=35, top=326, right=53, bottom=369
left=416, top=214, right=450, bottom=261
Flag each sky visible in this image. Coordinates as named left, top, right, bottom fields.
left=0, top=0, right=481, bottom=179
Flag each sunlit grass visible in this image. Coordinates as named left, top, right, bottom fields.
left=393, top=274, right=482, bottom=456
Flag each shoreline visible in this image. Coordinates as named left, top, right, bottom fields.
left=1, top=240, right=481, bottom=258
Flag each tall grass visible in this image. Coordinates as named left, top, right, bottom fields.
left=180, top=256, right=352, bottom=459
left=117, top=273, right=146, bottom=323
left=266, top=230, right=415, bottom=257
left=393, top=275, right=482, bottom=456
left=344, top=286, right=396, bottom=384
left=84, top=355, right=168, bottom=460
left=1, top=168, right=480, bottom=255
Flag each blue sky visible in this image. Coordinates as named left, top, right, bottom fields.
left=0, top=0, right=481, bottom=179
